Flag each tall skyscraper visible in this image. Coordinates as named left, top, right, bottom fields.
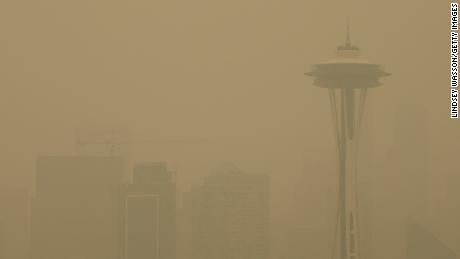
left=372, top=100, right=430, bottom=259
left=31, top=156, right=124, bottom=259
left=393, top=101, right=429, bottom=218
left=122, top=162, right=176, bottom=259
left=182, top=163, right=270, bottom=259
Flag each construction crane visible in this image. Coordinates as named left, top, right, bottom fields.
left=74, top=138, right=211, bottom=156
left=74, top=140, right=122, bottom=156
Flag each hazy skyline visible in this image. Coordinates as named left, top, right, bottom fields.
left=0, top=0, right=458, bottom=258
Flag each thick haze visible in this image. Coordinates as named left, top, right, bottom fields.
left=0, top=0, right=458, bottom=258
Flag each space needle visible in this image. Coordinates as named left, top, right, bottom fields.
left=305, top=20, right=389, bottom=259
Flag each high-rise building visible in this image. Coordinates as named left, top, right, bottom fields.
left=393, top=101, right=429, bottom=218
left=407, top=218, right=457, bottom=259
left=31, top=156, right=124, bottom=259
left=372, top=100, right=430, bottom=259
left=182, top=163, right=269, bottom=259
left=122, top=162, right=176, bottom=259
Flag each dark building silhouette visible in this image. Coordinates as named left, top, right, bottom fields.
left=122, top=162, right=176, bottom=259
left=182, top=163, right=269, bottom=259
left=407, top=218, right=457, bottom=259
left=31, top=156, right=124, bottom=259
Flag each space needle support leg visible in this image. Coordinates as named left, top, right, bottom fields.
left=328, top=89, right=340, bottom=259
left=339, top=89, right=347, bottom=259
